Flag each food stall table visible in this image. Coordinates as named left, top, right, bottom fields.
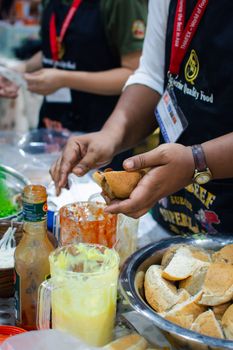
left=0, top=130, right=173, bottom=349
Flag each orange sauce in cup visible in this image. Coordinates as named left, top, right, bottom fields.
left=60, top=202, right=117, bottom=247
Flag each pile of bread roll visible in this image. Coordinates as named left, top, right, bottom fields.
left=144, top=244, right=233, bottom=340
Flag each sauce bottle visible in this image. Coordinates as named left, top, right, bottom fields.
left=14, top=185, right=54, bottom=330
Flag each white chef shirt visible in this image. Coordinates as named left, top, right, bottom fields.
left=125, top=0, right=171, bottom=96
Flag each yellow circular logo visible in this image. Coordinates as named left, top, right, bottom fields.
left=132, top=20, right=145, bottom=39
left=185, top=49, right=199, bottom=85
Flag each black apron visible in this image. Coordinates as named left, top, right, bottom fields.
left=39, top=0, right=133, bottom=169
left=153, top=0, right=233, bottom=235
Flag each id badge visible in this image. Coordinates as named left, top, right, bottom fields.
left=155, top=88, right=188, bottom=143
left=46, top=88, right=72, bottom=103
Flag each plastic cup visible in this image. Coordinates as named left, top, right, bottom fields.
left=37, top=243, right=120, bottom=347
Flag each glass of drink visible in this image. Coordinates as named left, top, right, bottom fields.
left=37, top=243, right=119, bottom=347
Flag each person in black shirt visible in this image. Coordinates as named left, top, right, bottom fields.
left=13, top=0, right=147, bottom=169
left=50, top=0, right=233, bottom=236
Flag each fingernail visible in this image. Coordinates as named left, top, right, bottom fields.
left=124, top=159, right=134, bottom=169
left=75, top=167, right=84, bottom=176
left=104, top=207, right=113, bottom=214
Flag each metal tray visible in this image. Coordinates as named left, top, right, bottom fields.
left=120, top=235, right=233, bottom=350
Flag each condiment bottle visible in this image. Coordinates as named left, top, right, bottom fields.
left=14, top=185, right=54, bottom=330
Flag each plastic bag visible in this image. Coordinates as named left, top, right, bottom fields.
left=0, top=329, right=98, bottom=350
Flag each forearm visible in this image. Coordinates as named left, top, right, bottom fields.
left=16, top=51, right=43, bottom=73
left=102, top=84, right=160, bottom=153
left=61, top=50, right=141, bottom=95
left=61, top=67, right=134, bottom=95
left=202, top=132, right=233, bottom=179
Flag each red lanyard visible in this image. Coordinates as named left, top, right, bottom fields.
left=49, top=0, right=83, bottom=61
left=169, top=0, right=208, bottom=75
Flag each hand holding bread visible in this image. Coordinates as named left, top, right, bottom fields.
left=92, top=169, right=146, bottom=200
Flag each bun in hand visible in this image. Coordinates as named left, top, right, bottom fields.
left=92, top=169, right=146, bottom=200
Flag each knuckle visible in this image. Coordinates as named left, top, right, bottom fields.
left=79, top=161, right=90, bottom=170
left=67, top=136, right=77, bottom=145
left=159, top=144, right=171, bottom=162
left=137, top=154, right=146, bottom=169
left=131, top=213, right=141, bottom=219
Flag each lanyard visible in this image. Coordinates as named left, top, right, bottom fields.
left=169, top=0, right=208, bottom=76
left=49, top=0, right=83, bottom=61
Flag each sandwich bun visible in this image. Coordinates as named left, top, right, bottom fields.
left=144, top=265, right=178, bottom=313
left=199, top=262, right=233, bottom=306
left=222, top=304, right=233, bottom=340
left=212, top=244, right=233, bottom=265
left=92, top=169, right=146, bottom=200
left=191, top=310, right=224, bottom=339
left=162, top=246, right=208, bottom=281
left=103, top=333, right=148, bottom=350
left=213, top=302, right=231, bottom=320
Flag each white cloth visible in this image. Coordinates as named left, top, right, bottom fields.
left=125, top=0, right=170, bottom=95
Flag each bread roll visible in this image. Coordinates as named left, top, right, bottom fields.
left=92, top=169, right=145, bottom=200
left=162, top=246, right=208, bottom=281
left=212, top=244, right=233, bottom=265
left=103, top=333, right=148, bottom=350
left=179, top=264, right=209, bottom=296
left=191, top=310, right=224, bottom=339
left=164, top=314, right=194, bottom=329
left=161, top=292, right=206, bottom=329
left=222, top=304, right=233, bottom=340
left=190, top=247, right=211, bottom=263
left=144, top=265, right=179, bottom=313
left=161, top=245, right=211, bottom=268
left=213, top=302, right=231, bottom=320
left=161, top=244, right=185, bottom=268
left=199, top=263, right=233, bottom=306
left=177, top=289, right=191, bottom=304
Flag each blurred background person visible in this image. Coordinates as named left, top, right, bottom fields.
left=15, top=0, right=148, bottom=169
left=0, top=0, right=15, bottom=22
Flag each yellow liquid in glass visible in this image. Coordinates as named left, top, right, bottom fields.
left=50, top=244, right=119, bottom=347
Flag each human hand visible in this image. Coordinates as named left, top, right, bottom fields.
left=25, top=68, right=65, bottom=95
left=0, top=76, right=19, bottom=98
left=13, top=62, right=26, bottom=74
left=50, top=131, right=118, bottom=195
left=104, top=143, right=195, bottom=218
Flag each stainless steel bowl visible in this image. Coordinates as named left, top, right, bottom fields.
left=0, top=164, right=30, bottom=220
left=120, top=235, right=233, bottom=350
